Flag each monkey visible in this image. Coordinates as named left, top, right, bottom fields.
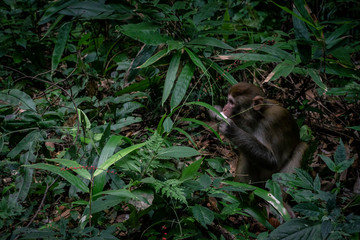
left=210, top=82, right=308, bottom=184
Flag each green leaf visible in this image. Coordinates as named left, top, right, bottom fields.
left=0, top=89, right=36, bottom=111
left=52, top=22, right=72, bottom=72
left=240, top=44, right=295, bottom=62
left=162, top=51, right=181, bottom=105
left=308, top=68, right=327, bottom=91
left=24, top=163, right=89, bottom=192
left=334, top=139, right=346, bottom=164
left=191, top=204, right=214, bottom=228
left=181, top=117, right=222, bottom=142
left=187, top=101, right=227, bottom=122
left=268, top=219, right=321, bottom=240
left=180, top=158, right=203, bottom=181
left=336, top=158, right=355, bottom=173
left=157, top=146, right=200, bottom=159
left=220, top=53, right=282, bottom=62
left=92, top=189, right=138, bottom=200
left=223, top=181, right=291, bottom=221
left=203, top=58, right=237, bottom=85
left=292, top=203, right=322, bottom=217
left=163, top=117, right=174, bottom=133
left=187, top=37, right=234, bottom=50
left=7, top=130, right=43, bottom=158
left=93, top=143, right=145, bottom=177
left=170, top=62, right=195, bottom=111
left=138, top=48, right=168, bottom=68
left=77, top=109, right=91, bottom=129
left=265, top=60, right=295, bottom=82
left=184, top=48, right=210, bottom=79
left=46, top=158, right=92, bottom=180
left=295, top=169, right=314, bottom=190
left=120, top=22, right=170, bottom=45
left=173, top=127, right=196, bottom=147
left=199, top=174, right=211, bottom=189
left=319, top=155, right=336, bottom=172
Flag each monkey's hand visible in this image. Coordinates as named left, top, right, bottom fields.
left=218, top=117, right=237, bottom=138
left=208, top=105, right=224, bottom=121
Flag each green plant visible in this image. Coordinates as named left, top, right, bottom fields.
left=268, top=139, right=359, bottom=240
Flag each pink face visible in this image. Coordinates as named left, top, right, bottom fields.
left=222, top=95, right=235, bottom=118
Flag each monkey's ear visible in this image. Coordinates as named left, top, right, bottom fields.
left=252, top=96, right=264, bottom=111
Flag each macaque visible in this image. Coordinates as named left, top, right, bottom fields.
left=211, top=82, right=308, bottom=184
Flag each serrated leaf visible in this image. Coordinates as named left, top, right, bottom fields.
left=157, top=146, right=200, bottom=159
left=293, top=203, right=322, bottom=217
left=24, top=163, right=89, bottom=192
left=170, top=62, right=195, bottom=111
left=192, top=204, right=214, bottom=228
left=319, top=155, right=336, bottom=172
left=268, top=219, right=321, bottom=240
left=162, top=51, right=181, bottom=105
left=336, top=158, right=355, bottom=173
left=334, top=139, right=347, bottom=164
left=163, top=117, right=174, bottom=133
left=295, top=169, right=314, bottom=190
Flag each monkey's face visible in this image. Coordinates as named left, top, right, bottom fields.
left=223, top=94, right=253, bottom=119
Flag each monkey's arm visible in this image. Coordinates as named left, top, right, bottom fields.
left=219, top=119, right=279, bottom=170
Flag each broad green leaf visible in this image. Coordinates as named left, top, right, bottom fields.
left=52, top=22, right=72, bottom=72
left=292, top=203, right=322, bottom=217
left=138, top=48, right=168, bottom=68
left=348, top=126, right=360, bottom=131
left=163, top=117, right=174, bottom=133
left=0, top=89, right=36, bottom=111
left=162, top=51, right=181, bottom=105
left=187, top=37, right=234, bottom=50
left=191, top=204, right=214, bottom=228
left=319, top=155, right=336, bottom=172
left=93, top=135, right=124, bottom=195
left=268, top=219, right=321, bottom=240
left=265, top=60, right=295, bottom=82
left=46, top=158, right=91, bottom=180
left=39, top=0, right=76, bottom=24
left=120, top=22, right=170, bottom=45
left=203, top=58, right=237, bottom=85
left=7, top=130, right=43, bottom=158
left=157, top=146, right=200, bottom=159
left=92, top=189, right=138, bottom=200
left=180, top=158, right=203, bottom=181
left=170, top=62, right=195, bottom=111
left=24, top=163, right=89, bottom=192
left=337, top=158, right=355, bottom=173
left=111, top=117, right=142, bottom=131
left=295, top=169, right=314, bottom=190
left=94, top=143, right=145, bottom=177
left=15, top=161, right=33, bottom=202
left=223, top=181, right=291, bottom=221
left=184, top=48, right=210, bottom=79
left=308, top=69, right=327, bottom=91
left=244, top=206, right=274, bottom=230
left=59, top=1, right=115, bottom=19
